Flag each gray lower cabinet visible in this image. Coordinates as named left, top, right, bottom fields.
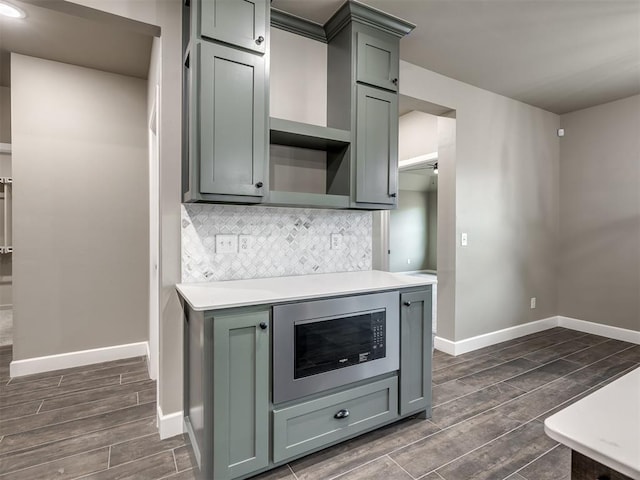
left=400, top=288, right=433, bottom=416
left=196, top=41, right=267, bottom=199
left=185, top=307, right=270, bottom=480
left=272, top=376, right=398, bottom=463
left=355, top=84, right=398, bottom=206
left=183, top=286, right=432, bottom=480
left=199, top=0, right=268, bottom=55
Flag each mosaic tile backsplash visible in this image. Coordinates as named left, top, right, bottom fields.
left=181, top=204, right=372, bottom=282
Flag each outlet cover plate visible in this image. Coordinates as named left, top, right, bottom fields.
left=331, top=233, right=343, bottom=250
left=238, top=235, right=254, bottom=253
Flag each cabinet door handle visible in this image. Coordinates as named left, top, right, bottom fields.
left=390, top=193, right=397, bottom=198
left=255, top=36, right=265, bottom=45
left=334, top=409, right=349, bottom=419
left=391, top=78, right=398, bottom=85
left=404, top=301, right=411, bottom=307
left=255, top=181, right=263, bottom=188
left=259, top=322, right=268, bottom=330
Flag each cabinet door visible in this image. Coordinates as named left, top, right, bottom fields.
left=213, top=309, right=270, bottom=479
left=355, top=84, right=398, bottom=206
left=399, top=288, right=432, bottom=416
left=198, top=41, right=266, bottom=198
left=356, top=32, right=399, bottom=92
left=200, top=0, right=268, bottom=54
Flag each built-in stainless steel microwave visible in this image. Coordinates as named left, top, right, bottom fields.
left=272, top=291, right=399, bottom=404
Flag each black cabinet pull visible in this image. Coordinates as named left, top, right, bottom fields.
left=392, top=78, right=398, bottom=85
left=255, top=181, right=263, bottom=188
left=256, top=36, right=265, bottom=45
left=404, top=301, right=411, bottom=307
left=390, top=193, right=397, bottom=198
left=259, top=322, right=268, bottom=330
left=334, top=409, right=349, bottom=419
left=597, top=476, right=610, bottom=480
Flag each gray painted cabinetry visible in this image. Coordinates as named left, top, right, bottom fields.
left=183, top=286, right=432, bottom=480
left=183, top=0, right=269, bottom=203
left=183, top=0, right=414, bottom=209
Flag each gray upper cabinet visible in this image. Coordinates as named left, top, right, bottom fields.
left=399, top=288, right=432, bottom=416
left=356, top=32, right=399, bottom=92
left=355, top=84, right=398, bottom=206
left=197, top=41, right=266, bottom=198
left=200, top=0, right=268, bottom=54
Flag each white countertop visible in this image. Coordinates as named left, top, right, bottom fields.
left=544, top=366, right=640, bottom=479
left=176, top=270, right=436, bottom=311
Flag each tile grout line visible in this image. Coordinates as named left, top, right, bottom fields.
left=415, top=420, right=544, bottom=480
left=137, top=392, right=139, bottom=405
left=0, top=410, right=158, bottom=460
left=0, top=396, right=151, bottom=440
left=172, top=448, right=178, bottom=473
left=1, top=378, right=155, bottom=414
left=36, top=400, right=44, bottom=414
left=73, top=448, right=185, bottom=480
left=58, top=376, right=63, bottom=387
left=107, top=445, right=112, bottom=469
left=1, top=445, right=113, bottom=478
left=432, top=341, right=634, bottom=411
left=503, top=443, right=562, bottom=480
left=387, top=453, right=418, bottom=479
left=287, top=463, right=301, bottom=480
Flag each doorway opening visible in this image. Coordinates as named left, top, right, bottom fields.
left=373, top=95, right=456, bottom=347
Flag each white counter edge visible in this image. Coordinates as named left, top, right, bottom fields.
left=176, top=271, right=436, bottom=311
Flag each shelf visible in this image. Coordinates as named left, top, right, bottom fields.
left=267, top=191, right=350, bottom=209
left=270, top=118, right=350, bottom=151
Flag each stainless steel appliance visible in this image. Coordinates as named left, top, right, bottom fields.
left=272, top=291, right=399, bottom=404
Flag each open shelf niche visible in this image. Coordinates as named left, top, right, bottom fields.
left=268, top=118, right=352, bottom=209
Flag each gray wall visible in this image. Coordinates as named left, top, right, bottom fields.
left=558, top=95, right=640, bottom=332
left=389, top=190, right=429, bottom=272
left=427, top=190, right=437, bottom=270
left=402, top=62, right=560, bottom=342
left=11, top=54, right=149, bottom=359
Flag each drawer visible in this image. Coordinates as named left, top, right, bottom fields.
left=356, top=32, right=399, bottom=92
left=272, top=377, right=398, bottom=463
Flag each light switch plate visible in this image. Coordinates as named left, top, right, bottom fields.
left=216, top=234, right=237, bottom=254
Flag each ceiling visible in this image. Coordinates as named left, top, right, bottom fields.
left=271, top=0, right=640, bottom=114
left=0, top=0, right=156, bottom=88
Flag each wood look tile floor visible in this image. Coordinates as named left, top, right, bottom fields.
left=0, top=328, right=637, bottom=480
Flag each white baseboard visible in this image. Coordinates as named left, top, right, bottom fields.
left=158, top=405, right=184, bottom=440
left=558, top=316, right=640, bottom=345
left=434, top=315, right=640, bottom=357
left=9, top=341, right=148, bottom=377
left=435, top=316, right=559, bottom=356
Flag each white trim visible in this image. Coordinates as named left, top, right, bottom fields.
left=558, top=316, right=640, bottom=345
left=434, top=317, right=559, bottom=356
left=158, top=405, right=184, bottom=440
left=9, top=341, right=148, bottom=377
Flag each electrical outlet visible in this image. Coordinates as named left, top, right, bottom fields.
left=216, top=234, right=237, bottom=254
left=330, top=233, right=343, bottom=250
left=461, top=232, right=468, bottom=246
left=238, top=235, right=253, bottom=253
left=530, top=297, right=537, bottom=309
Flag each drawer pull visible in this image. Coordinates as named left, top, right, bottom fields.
left=334, top=409, right=350, bottom=420
left=597, top=476, right=610, bottom=480
left=404, top=301, right=411, bottom=307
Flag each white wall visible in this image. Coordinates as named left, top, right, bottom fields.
left=558, top=95, right=640, bottom=331
left=399, top=110, right=438, bottom=161
left=389, top=190, right=429, bottom=272
left=401, top=61, right=560, bottom=341
left=11, top=54, right=149, bottom=359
